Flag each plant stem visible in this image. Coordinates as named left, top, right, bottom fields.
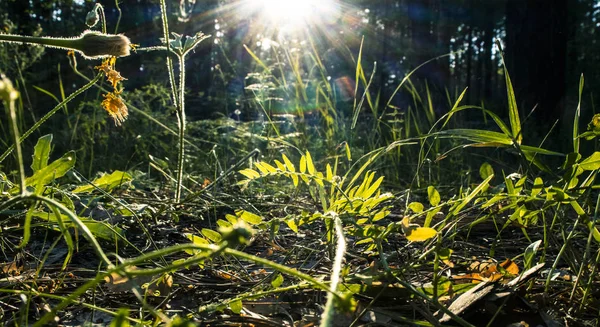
left=175, top=53, right=186, bottom=202
left=320, top=214, right=347, bottom=327
left=0, top=73, right=102, bottom=164
left=3, top=86, right=25, bottom=192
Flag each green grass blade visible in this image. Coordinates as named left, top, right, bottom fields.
left=496, top=40, right=522, bottom=144
left=574, top=74, right=584, bottom=153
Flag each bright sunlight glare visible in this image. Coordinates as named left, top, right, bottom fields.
left=248, top=0, right=338, bottom=31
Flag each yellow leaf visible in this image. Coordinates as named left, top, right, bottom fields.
left=405, top=227, right=437, bottom=242
left=282, top=154, right=295, bottom=172
left=254, top=162, right=269, bottom=175
left=239, top=168, right=260, bottom=179
left=300, top=155, right=307, bottom=174
left=326, top=163, right=333, bottom=181
left=305, top=151, right=315, bottom=175
left=274, top=160, right=286, bottom=171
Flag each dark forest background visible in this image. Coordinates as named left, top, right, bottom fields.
left=1, top=0, right=598, bottom=157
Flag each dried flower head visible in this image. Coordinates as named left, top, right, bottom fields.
left=95, top=57, right=127, bottom=89
left=76, top=30, right=130, bottom=59
left=0, top=74, right=19, bottom=102
left=101, top=92, right=128, bottom=125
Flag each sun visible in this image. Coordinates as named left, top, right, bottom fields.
left=247, top=0, right=338, bottom=31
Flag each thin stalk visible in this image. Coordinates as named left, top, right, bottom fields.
left=0, top=73, right=102, bottom=164
left=3, top=87, right=25, bottom=192
left=175, top=53, right=186, bottom=202
left=320, top=215, right=347, bottom=327
left=544, top=215, right=582, bottom=293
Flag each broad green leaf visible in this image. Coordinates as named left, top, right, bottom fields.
left=32, top=211, right=123, bottom=241
left=406, top=227, right=437, bottom=242
left=373, top=209, right=390, bottom=222
left=72, top=171, right=133, bottom=194
left=271, top=273, right=284, bottom=288
left=236, top=210, right=263, bottom=225
left=201, top=228, right=222, bottom=243
left=579, top=152, right=600, bottom=171
left=31, top=134, right=53, bottom=173
left=408, top=202, right=424, bottom=213
left=229, top=299, right=243, bottom=314
left=479, top=162, right=494, bottom=180
left=305, top=151, right=315, bottom=175
left=427, top=186, right=440, bottom=206
left=22, top=150, right=76, bottom=194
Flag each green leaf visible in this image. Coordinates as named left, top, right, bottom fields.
left=497, top=40, right=522, bottom=144
left=31, top=134, right=53, bottom=173
left=574, top=74, right=584, bottom=153
left=452, top=174, right=494, bottom=215
left=236, top=210, right=263, bottom=225
left=32, top=211, right=123, bottom=241
left=579, top=152, right=600, bottom=171
left=225, top=214, right=238, bottom=224
left=531, top=177, right=543, bottom=197
left=524, top=240, right=542, bottom=269
left=216, top=219, right=232, bottom=228
left=408, top=202, right=424, bottom=213
left=345, top=142, right=352, bottom=161
left=229, top=299, right=243, bottom=314
left=479, top=162, right=494, bottom=180
left=72, top=171, right=133, bottom=194
left=22, top=151, right=76, bottom=194
left=427, top=186, right=440, bottom=206
left=271, top=273, right=284, bottom=288
left=201, top=228, right=222, bottom=243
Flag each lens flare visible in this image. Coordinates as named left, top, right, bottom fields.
left=247, top=0, right=338, bottom=31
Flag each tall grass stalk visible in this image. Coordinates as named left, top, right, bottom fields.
left=319, top=214, right=347, bottom=327
left=0, top=74, right=102, bottom=164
